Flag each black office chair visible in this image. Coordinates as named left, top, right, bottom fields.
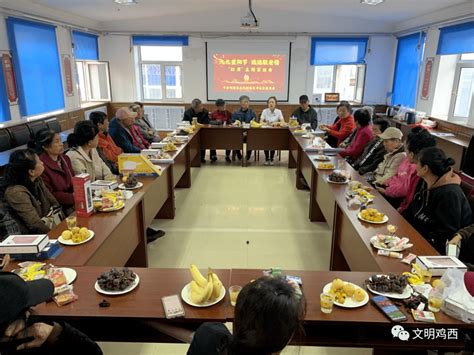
left=0, top=130, right=12, bottom=152
left=46, top=118, right=62, bottom=133
left=27, top=120, right=47, bottom=138
left=7, top=124, right=31, bottom=147
left=462, top=135, right=474, bottom=178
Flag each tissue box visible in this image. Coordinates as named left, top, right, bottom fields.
left=416, top=256, right=467, bottom=276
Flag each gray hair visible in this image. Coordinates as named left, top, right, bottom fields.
left=239, top=95, right=250, bottom=103
left=191, top=98, right=202, bottom=109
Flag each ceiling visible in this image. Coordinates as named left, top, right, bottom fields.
left=6, top=0, right=473, bottom=33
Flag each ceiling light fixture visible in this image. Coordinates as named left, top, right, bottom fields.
left=360, top=0, right=385, bottom=5
left=114, top=0, right=138, bottom=5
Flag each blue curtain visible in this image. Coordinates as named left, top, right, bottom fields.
left=72, top=31, right=99, bottom=60
left=310, top=37, right=368, bottom=65
left=0, top=64, right=11, bottom=122
left=6, top=17, right=64, bottom=117
left=391, top=32, right=426, bottom=108
left=437, top=21, right=474, bottom=55
left=132, top=36, right=189, bottom=46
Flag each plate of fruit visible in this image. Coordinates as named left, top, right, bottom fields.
left=58, top=227, right=94, bottom=245
left=162, top=142, right=178, bottom=152
left=358, top=208, right=388, bottom=224
left=365, top=274, right=412, bottom=299
left=370, top=234, right=413, bottom=252
left=181, top=264, right=226, bottom=307
left=118, top=174, right=142, bottom=190
left=314, top=155, right=331, bottom=161
left=316, top=162, right=335, bottom=170
left=95, top=268, right=139, bottom=296
left=327, top=171, right=349, bottom=184
left=323, top=278, right=369, bottom=308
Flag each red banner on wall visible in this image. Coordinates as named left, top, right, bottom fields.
left=213, top=54, right=286, bottom=92
left=421, top=57, right=434, bottom=100
left=2, top=53, right=18, bottom=104
left=62, top=54, right=74, bottom=97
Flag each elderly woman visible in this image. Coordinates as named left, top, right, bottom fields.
left=66, top=121, right=115, bottom=181
left=260, top=96, right=285, bottom=165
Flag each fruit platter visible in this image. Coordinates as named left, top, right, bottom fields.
left=327, top=171, right=349, bottom=184
left=181, top=264, right=226, bottom=307
left=95, top=268, right=139, bottom=295
left=118, top=174, right=143, bottom=190
left=366, top=274, right=412, bottom=299
left=370, top=234, right=413, bottom=252
left=358, top=208, right=388, bottom=224
left=316, top=162, right=335, bottom=170
left=314, top=155, right=331, bottom=161
left=162, top=142, right=178, bottom=152
left=58, top=227, right=94, bottom=245
left=323, top=278, right=369, bottom=308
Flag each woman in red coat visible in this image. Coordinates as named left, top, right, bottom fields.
left=28, top=128, right=75, bottom=214
left=339, top=108, right=373, bottom=160
left=320, top=102, right=356, bottom=147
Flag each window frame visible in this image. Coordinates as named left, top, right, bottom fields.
left=136, top=46, right=184, bottom=102
left=75, top=59, right=111, bottom=104
left=448, top=54, right=474, bottom=125
left=312, top=63, right=366, bottom=104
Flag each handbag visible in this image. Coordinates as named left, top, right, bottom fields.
left=41, top=206, right=65, bottom=230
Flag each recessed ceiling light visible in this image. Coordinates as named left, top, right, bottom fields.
left=114, top=0, right=138, bottom=5
left=360, top=0, right=385, bottom=5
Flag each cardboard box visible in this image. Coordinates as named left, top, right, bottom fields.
left=415, top=256, right=467, bottom=277
left=118, top=154, right=162, bottom=176
left=90, top=180, right=118, bottom=191
left=0, top=234, right=49, bottom=254
left=72, top=173, right=94, bottom=217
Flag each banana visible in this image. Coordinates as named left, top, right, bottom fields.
left=190, top=286, right=208, bottom=303
left=250, top=120, right=263, bottom=128
left=210, top=270, right=222, bottom=300
left=190, top=264, right=207, bottom=288
left=190, top=280, right=201, bottom=293
left=204, top=273, right=214, bottom=301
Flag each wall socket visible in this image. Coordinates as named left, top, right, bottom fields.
left=312, top=94, right=322, bottom=104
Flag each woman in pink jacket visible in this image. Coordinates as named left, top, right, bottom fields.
left=339, top=109, right=373, bottom=160
left=376, top=127, right=436, bottom=209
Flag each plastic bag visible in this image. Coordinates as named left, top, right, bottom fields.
left=440, top=268, right=474, bottom=323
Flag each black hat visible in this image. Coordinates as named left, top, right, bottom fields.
left=299, top=95, right=309, bottom=103
left=215, top=99, right=225, bottom=107
left=0, top=271, right=54, bottom=328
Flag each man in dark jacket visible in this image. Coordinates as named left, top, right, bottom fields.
left=108, top=108, right=141, bottom=153
left=183, top=99, right=214, bottom=163
left=231, top=95, right=257, bottom=161
left=291, top=95, right=318, bottom=130
left=0, top=271, right=102, bottom=355
left=352, top=119, right=389, bottom=174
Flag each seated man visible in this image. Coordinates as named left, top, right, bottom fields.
left=108, top=108, right=143, bottom=153
left=291, top=95, right=318, bottom=130
left=183, top=99, right=215, bottom=163
left=0, top=271, right=102, bottom=355
left=210, top=99, right=232, bottom=162
left=231, top=95, right=257, bottom=161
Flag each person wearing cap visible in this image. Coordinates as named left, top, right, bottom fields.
left=210, top=99, right=232, bottom=162
left=371, top=127, right=406, bottom=186
left=0, top=271, right=102, bottom=354
left=108, top=107, right=144, bottom=153
left=291, top=95, right=318, bottom=130
left=449, top=224, right=474, bottom=271
left=319, top=102, right=355, bottom=147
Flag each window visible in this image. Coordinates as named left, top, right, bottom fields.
left=72, top=30, right=110, bottom=104
left=313, top=64, right=366, bottom=102
left=6, top=17, right=64, bottom=117
left=132, top=35, right=188, bottom=102
left=310, top=37, right=368, bottom=103
left=449, top=54, right=474, bottom=124
left=391, top=32, right=426, bottom=108
left=137, top=46, right=183, bottom=101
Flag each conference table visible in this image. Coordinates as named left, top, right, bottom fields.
left=7, top=125, right=470, bottom=351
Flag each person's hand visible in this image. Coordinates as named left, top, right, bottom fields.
left=15, top=323, right=55, bottom=351
left=4, top=318, right=27, bottom=338
left=375, top=186, right=386, bottom=194
left=449, top=234, right=462, bottom=245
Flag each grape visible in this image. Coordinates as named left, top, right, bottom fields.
left=97, top=268, right=136, bottom=291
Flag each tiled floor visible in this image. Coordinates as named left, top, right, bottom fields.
left=99, top=152, right=371, bottom=354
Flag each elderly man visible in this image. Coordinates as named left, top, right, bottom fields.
left=183, top=98, right=216, bottom=163
left=108, top=107, right=144, bottom=153
left=291, top=95, right=318, bottom=130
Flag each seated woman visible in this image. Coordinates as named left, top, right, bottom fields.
left=188, top=276, right=305, bottom=355
left=129, top=104, right=159, bottom=143
left=66, top=121, right=115, bottom=181
left=339, top=109, right=373, bottom=161
left=4, top=149, right=59, bottom=234
left=28, top=128, right=75, bottom=215
left=370, top=127, right=405, bottom=186
left=449, top=224, right=474, bottom=270
left=352, top=119, right=389, bottom=175
left=405, top=147, right=472, bottom=254
left=376, top=127, right=436, bottom=209
left=319, top=102, right=355, bottom=147
left=260, top=96, right=285, bottom=166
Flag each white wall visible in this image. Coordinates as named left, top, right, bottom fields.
left=102, top=34, right=396, bottom=105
